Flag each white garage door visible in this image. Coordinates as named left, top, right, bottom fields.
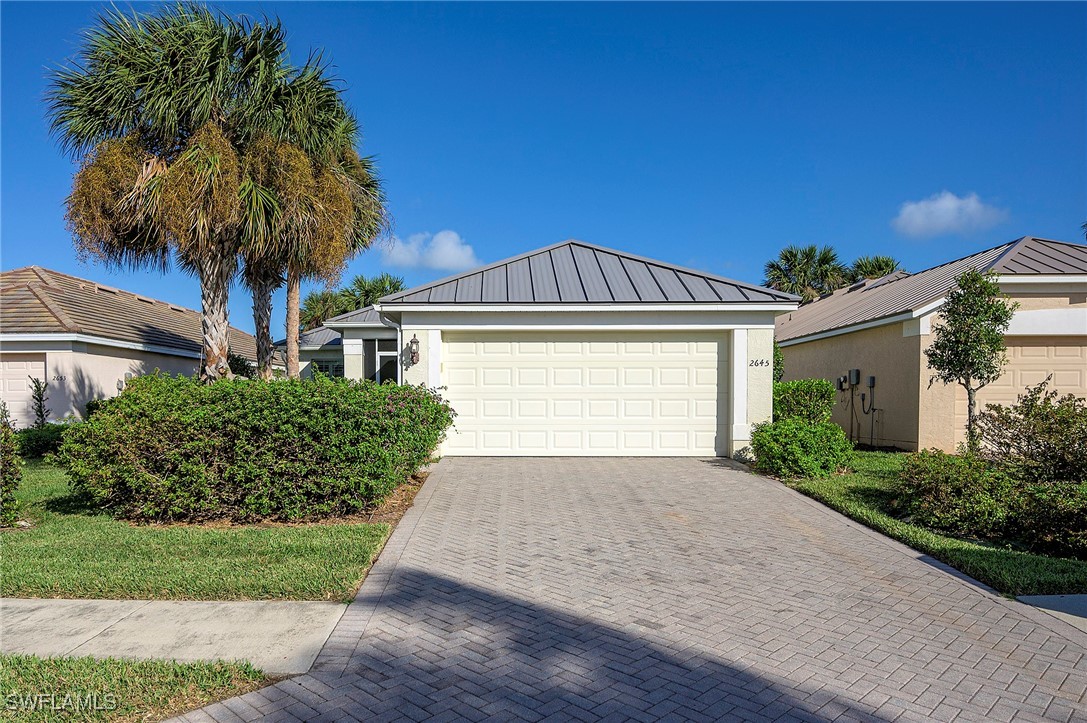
left=442, top=332, right=727, bottom=456
left=1, top=354, right=46, bottom=429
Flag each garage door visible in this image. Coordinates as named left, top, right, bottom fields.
left=954, top=336, right=1087, bottom=445
left=441, top=332, right=727, bottom=456
left=1, top=354, right=46, bottom=429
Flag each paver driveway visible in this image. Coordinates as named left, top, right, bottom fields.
left=180, top=458, right=1087, bottom=722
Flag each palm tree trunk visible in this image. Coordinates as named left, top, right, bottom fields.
left=198, top=252, right=235, bottom=383
left=249, top=265, right=280, bottom=381
left=286, top=269, right=301, bottom=379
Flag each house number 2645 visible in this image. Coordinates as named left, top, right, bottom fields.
left=749, top=359, right=770, bottom=367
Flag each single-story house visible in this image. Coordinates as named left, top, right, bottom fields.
left=278, top=305, right=399, bottom=381
left=286, top=240, right=800, bottom=456
left=776, top=236, right=1087, bottom=451
left=0, top=266, right=261, bottom=427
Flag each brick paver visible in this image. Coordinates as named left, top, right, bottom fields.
left=176, top=458, right=1087, bottom=721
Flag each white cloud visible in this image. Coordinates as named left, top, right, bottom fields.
left=891, top=191, right=1008, bottom=238
left=381, top=230, right=480, bottom=271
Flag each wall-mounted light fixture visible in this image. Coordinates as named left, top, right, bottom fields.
left=409, top=334, right=421, bottom=366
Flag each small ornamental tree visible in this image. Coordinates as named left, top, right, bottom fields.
left=925, top=270, right=1017, bottom=452
left=29, top=377, right=50, bottom=428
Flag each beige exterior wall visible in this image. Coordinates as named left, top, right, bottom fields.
left=746, top=328, right=775, bottom=433
left=0, top=341, right=199, bottom=422
left=401, top=328, right=431, bottom=386
left=780, top=322, right=923, bottom=449
left=785, top=289, right=1087, bottom=452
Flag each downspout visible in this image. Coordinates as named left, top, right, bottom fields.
left=373, top=303, right=404, bottom=383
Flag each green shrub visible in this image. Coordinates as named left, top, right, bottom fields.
left=1014, top=481, right=1087, bottom=560
left=59, top=373, right=456, bottom=522
left=751, top=418, right=853, bottom=479
left=898, top=449, right=1015, bottom=538
left=773, top=378, right=836, bottom=423
left=15, top=423, right=67, bottom=458
left=0, top=402, right=21, bottom=526
left=977, top=379, right=1087, bottom=484
left=227, top=352, right=256, bottom=379
left=84, top=398, right=110, bottom=419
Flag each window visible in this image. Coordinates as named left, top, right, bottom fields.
left=365, top=338, right=401, bottom=384
left=311, top=360, right=344, bottom=378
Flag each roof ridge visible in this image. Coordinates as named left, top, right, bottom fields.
left=563, top=239, right=800, bottom=300
left=898, top=240, right=1016, bottom=279
left=380, top=239, right=800, bottom=304
left=982, top=236, right=1033, bottom=273
left=25, top=282, right=82, bottom=332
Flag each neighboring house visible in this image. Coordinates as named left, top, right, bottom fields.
left=275, top=306, right=399, bottom=381
left=776, top=236, right=1087, bottom=451
left=286, top=240, right=799, bottom=456
left=0, top=266, right=261, bottom=427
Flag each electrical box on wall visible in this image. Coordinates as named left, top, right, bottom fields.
left=849, top=369, right=861, bottom=386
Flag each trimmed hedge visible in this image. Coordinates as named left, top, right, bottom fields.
left=898, top=449, right=1015, bottom=538
left=15, top=423, right=66, bottom=458
left=751, top=418, right=853, bottom=479
left=899, top=448, right=1087, bottom=560
left=0, top=402, right=21, bottom=526
left=59, top=374, right=456, bottom=522
left=773, top=379, right=835, bottom=423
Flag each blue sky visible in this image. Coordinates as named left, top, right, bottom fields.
left=3, top=2, right=1084, bottom=335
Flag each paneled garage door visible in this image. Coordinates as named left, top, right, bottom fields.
left=441, top=331, right=727, bottom=456
left=955, top=336, right=1087, bottom=445
left=1, top=354, right=46, bottom=429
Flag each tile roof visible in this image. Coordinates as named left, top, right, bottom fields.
left=0, top=266, right=259, bottom=360
left=379, top=240, right=800, bottom=306
left=777, top=236, right=1087, bottom=344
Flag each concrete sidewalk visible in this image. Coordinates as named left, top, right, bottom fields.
left=1019, top=594, right=1087, bottom=634
left=0, top=598, right=346, bottom=675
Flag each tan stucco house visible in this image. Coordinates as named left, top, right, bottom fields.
left=283, top=240, right=800, bottom=457
left=777, top=236, right=1087, bottom=451
left=0, top=266, right=260, bottom=427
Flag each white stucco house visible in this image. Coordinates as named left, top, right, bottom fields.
left=290, top=240, right=799, bottom=457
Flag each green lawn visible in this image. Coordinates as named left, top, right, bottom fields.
left=788, top=451, right=1087, bottom=596
left=2, top=461, right=389, bottom=601
left=0, top=653, right=266, bottom=722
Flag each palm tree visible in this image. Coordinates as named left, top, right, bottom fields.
left=236, top=64, right=380, bottom=379
left=280, top=144, right=388, bottom=378
left=849, top=255, right=901, bottom=282
left=342, top=272, right=406, bottom=311
left=48, top=5, right=294, bottom=381
left=763, top=245, right=848, bottom=303
left=300, top=290, right=348, bottom=331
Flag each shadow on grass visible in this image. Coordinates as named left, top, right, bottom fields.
left=41, top=489, right=103, bottom=517
left=285, top=568, right=895, bottom=722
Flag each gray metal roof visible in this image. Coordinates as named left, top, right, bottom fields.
left=990, top=237, right=1087, bottom=274
left=273, top=325, right=341, bottom=348
left=379, top=240, right=799, bottom=305
left=777, top=236, right=1087, bottom=344
left=323, top=305, right=387, bottom=327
